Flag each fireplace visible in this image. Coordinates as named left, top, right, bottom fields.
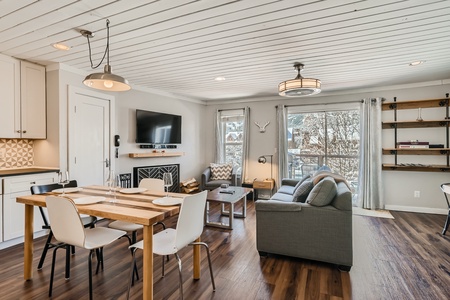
left=133, top=164, right=180, bottom=192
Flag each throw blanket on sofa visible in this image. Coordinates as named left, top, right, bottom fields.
left=312, top=171, right=351, bottom=188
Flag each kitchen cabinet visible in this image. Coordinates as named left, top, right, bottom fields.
left=1, top=172, right=58, bottom=242
left=382, top=94, right=450, bottom=172
left=0, top=54, right=46, bottom=139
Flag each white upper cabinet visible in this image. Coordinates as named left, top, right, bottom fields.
left=0, top=54, right=46, bottom=139
left=20, top=61, right=46, bottom=139
left=0, top=54, right=21, bottom=138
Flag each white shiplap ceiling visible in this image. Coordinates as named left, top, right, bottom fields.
left=1, top=0, right=450, bottom=102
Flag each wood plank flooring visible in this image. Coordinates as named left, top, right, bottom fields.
left=0, top=201, right=449, bottom=299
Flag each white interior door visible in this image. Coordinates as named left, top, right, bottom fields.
left=68, top=86, right=115, bottom=186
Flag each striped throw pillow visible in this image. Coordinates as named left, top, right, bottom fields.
left=210, top=163, right=233, bottom=180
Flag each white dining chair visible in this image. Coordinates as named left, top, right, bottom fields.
left=126, top=190, right=215, bottom=300
left=31, top=180, right=97, bottom=276
left=440, top=183, right=450, bottom=235
left=45, top=196, right=126, bottom=300
left=108, top=177, right=167, bottom=282
left=138, top=177, right=165, bottom=190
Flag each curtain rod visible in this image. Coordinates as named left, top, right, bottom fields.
left=217, top=107, right=245, bottom=112
left=276, top=99, right=364, bottom=108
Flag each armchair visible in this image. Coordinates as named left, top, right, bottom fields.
left=201, top=165, right=238, bottom=191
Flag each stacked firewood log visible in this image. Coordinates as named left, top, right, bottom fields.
left=179, top=177, right=200, bottom=194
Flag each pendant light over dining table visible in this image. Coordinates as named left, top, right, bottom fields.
left=82, top=19, right=131, bottom=92
left=278, top=63, right=321, bottom=97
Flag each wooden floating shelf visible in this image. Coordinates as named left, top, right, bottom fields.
left=382, top=120, right=450, bottom=129
left=382, top=98, right=448, bottom=110
left=128, top=152, right=184, bottom=158
left=382, top=148, right=449, bottom=155
left=382, top=164, right=450, bottom=172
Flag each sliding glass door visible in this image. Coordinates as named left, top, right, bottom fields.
left=287, top=106, right=360, bottom=192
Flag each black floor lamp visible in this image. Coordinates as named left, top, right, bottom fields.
left=258, top=155, right=273, bottom=179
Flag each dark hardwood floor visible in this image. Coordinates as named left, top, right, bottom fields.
left=0, top=201, right=449, bottom=299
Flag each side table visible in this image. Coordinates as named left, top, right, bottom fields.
left=253, top=178, right=275, bottom=200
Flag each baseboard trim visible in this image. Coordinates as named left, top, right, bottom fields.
left=385, top=205, right=447, bottom=215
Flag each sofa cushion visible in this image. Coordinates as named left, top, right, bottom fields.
left=293, top=174, right=311, bottom=191
left=331, top=182, right=352, bottom=211
left=277, top=185, right=296, bottom=195
left=306, top=177, right=337, bottom=206
left=209, top=163, right=232, bottom=180
left=292, top=179, right=314, bottom=202
left=270, top=192, right=294, bottom=202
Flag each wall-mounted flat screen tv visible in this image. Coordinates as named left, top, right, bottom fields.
left=136, top=109, right=182, bottom=144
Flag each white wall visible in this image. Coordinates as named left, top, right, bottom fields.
left=115, top=88, right=206, bottom=183
left=36, top=65, right=207, bottom=185
left=205, top=82, right=450, bottom=214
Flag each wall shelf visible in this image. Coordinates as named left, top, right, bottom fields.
left=128, top=152, right=184, bottom=158
left=381, top=94, right=450, bottom=172
left=382, top=148, right=449, bottom=155
left=382, top=164, right=450, bottom=172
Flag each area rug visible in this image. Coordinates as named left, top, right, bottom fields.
left=352, top=207, right=394, bottom=219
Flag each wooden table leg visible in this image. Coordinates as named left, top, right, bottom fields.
left=193, top=237, right=201, bottom=279
left=142, top=225, right=154, bottom=300
left=24, top=204, right=34, bottom=280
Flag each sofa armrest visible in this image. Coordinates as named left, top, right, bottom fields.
left=201, top=168, right=211, bottom=190
left=255, top=200, right=303, bottom=212
left=281, top=178, right=299, bottom=187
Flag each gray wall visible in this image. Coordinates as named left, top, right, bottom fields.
left=205, top=82, right=450, bottom=214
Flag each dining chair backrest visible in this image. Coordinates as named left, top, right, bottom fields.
left=45, top=196, right=86, bottom=248
left=118, top=173, right=132, bottom=188
left=175, top=191, right=207, bottom=250
left=31, top=180, right=78, bottom=227
left=139, top=178, right=164, bottom=191
left=31, top=180, right=78, bottom=194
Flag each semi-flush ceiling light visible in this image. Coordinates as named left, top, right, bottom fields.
left=81, top=19, right=130, bottom=92
left=215, top=76, right=226, bottom=81
left=278, top=63, right=321, bottom=97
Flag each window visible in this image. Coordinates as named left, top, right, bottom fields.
left=217, top=110, right=245, bottom=171
left=287, top=106, right=360, bottom=192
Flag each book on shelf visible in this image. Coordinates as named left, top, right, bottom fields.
left=398, top=145, right=429, bottom=149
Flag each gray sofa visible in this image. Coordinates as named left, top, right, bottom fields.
left=255, top=169, right=353, bottom=271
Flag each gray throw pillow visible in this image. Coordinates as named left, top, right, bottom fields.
left=293, top=174, right=311, bottom=193
left=292, top=178, right=314, bottom=202
left=306, top=177, right=337, bottom=206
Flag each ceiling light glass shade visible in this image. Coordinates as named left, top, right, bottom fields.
left=83, top=64, right=131, bottom=91
left=279, top=63, right=321, bottom=97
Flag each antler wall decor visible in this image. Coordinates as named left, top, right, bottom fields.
left=254, top=121, right=270, bottom=133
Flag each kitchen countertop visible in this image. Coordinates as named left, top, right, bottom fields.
left=0, top=167, right=59, bottom=177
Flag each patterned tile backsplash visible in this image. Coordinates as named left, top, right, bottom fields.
left=0, top=139, right=34, bottom=169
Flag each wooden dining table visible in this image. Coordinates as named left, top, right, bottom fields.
left=16, top=185, right=202, bottom=300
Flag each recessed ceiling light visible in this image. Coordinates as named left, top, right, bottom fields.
left=409, top=60, right=425, bottom=66
left=215, top=76, right=226, bottom=81
left=52, top=43, right=71, bottom=51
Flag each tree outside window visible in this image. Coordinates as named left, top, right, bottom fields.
left=287, top=109, right=360, bottom=192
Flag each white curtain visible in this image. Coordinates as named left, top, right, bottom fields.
left=241, top=107, right=250, bottom=184
left=358, top=98, right=383, bottom=209
left=215, top=109, right=225, bottom=163
left=276, top=105, right=288, bottom=188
